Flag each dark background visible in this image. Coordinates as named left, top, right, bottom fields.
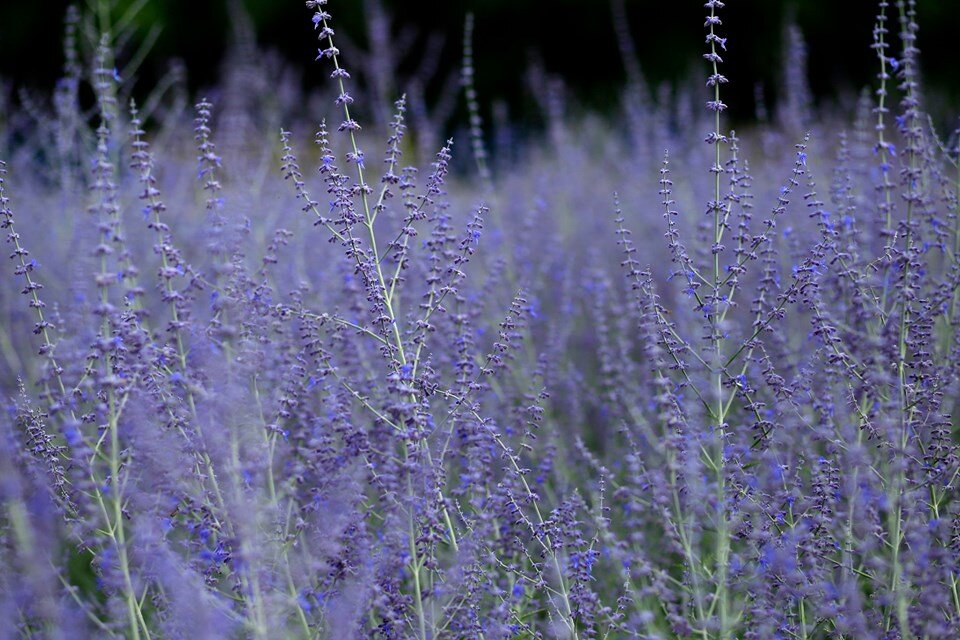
left=1, top=1, right=958, bottom=123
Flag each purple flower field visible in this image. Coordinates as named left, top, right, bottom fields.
left=1, top=0, right=958, bottom=638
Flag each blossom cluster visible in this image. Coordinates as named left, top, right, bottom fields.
left=0, top=1, right=957, bottom=639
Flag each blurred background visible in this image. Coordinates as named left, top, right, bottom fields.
left=1, top=0, right=958, bottom=127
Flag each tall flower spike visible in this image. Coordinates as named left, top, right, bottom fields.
left=462, top=13, right=492, bottom=192
left=873, top=0, right=897, bottom=237
left=195, top=98, right=231, bottom=290
left=704, top=0, right=729, bottom=348
left=704, top=0, right=729, bottom=282
left=90, top=44, right=124, bottom=322
left=194, top=98, right=224, bottom=212
left=780, top=23, right=812, bottom=131
left=895, top=0, right=923, bottom=218
left=93, top=48, right=146, bottom=317
left=0, top=163, right=71, bottom=415
left=374, top=95, right=407, bottom=221
left=660, top=151, right=702, bottom=302
left=130, top=101, right=200, bottom=344
left=92, top=34, right=118, bottom=123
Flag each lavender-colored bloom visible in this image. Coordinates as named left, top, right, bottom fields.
left=0, top=1, right=957, bottom=638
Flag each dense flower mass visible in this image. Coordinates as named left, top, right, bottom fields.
left=0, top=0, right=958, bottom=638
